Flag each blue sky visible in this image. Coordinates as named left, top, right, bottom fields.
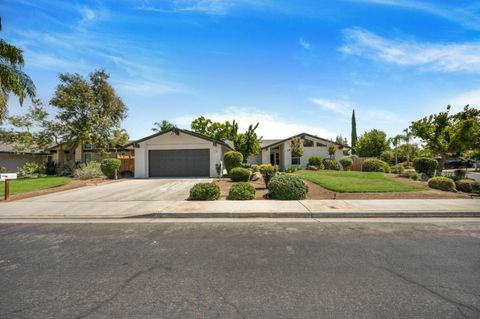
left=2, top=0, right=480, bottom=140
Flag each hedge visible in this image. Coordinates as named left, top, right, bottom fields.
left=455, top=179, right=479, bottom=193
left=224, top=151, right=243, bottom=173
left=428, top=176, right=456, bottom=192
left=229, top=167, right=251, bottom=182
left=189, top=182, right=220, bottom=200
left=362, top=158, right=390, bottom=173
left=324, top=159, right=340, bottom=171
left=308, top=156, right=323, bottom=168
left=100, top=158, right=121, bottom=179
left=413, top=157, right=438, bottom=178
left=259, top=164, right=278, bottom=187
left=339, top=157, right=353, bottom=171
left=268, top=174, right=308, bottom=200
left=227, top=182, right=256, bottom=200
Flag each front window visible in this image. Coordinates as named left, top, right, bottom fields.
left=316, top=142, right=326, bottom=147
left=303, top=139, right=314, bottom=147
left=84, top=153, right=92, bottom=163
left=84, top=143, right=93, bottom=150
left=291, top=157, right=300, bottom=165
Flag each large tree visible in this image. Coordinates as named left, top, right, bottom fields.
left=355, top=129, right=389, bottom=158
left=191, top=116, right=238, bottom=140
left=351, top=110, right=357, bottom=154
left=0, top=18, right=36, bottom=121
left=152, top=120, right=175, bottom=132
left=234, top=123, right=261, bottom=162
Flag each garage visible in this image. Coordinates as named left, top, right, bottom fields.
left=149, top=149, right=210, bottom=177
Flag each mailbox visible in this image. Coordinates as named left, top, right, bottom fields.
left=0, top=173, right=17, bottom=181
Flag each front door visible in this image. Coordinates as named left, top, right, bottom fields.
left=270, top=151, right=280, bottom=166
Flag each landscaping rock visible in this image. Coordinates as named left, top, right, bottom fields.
left=250, top=172, right=262, bottom=181
left=307, top=165, right=318, bottom=171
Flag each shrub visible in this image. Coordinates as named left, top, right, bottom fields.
left=44, top=161, right=57, bottom=175
left=380, top=150, right=395, bottom=164
left=100, top=158, right=121, bottom=179
left=308, top=156, right=322, bottom=167
left=413, top=157, right=438, bottom=178
left=74, top=161, right=104, bottom=180
left=189, top=182, right=220, bottom=200
left=60, top=160, right=77, bottom=177
left=409, top=172, right=420, bottom=181
left=0, top=165, right=8, bottom=173
left=428, top=176, right=456, bottom=192
left=454, top=169, right=466, bottom=181
left=224, top=151, right=243, bottom=173
left=251, top=164, right=260, bottom=173
left=17, top=161, right=41, bottom=178
left=268, top=174, right=308, bottom=200
left=473, top=182, right=480, bottom=194
left=241, top=162, right=252, bottom=169
left=391, top=164, right=405, bottom=174
left=324, top=159, right=340, bottom=171
left=286, top=166, right=302, bottom=173
left=259, top=164, right=278, bottom=187
left=455, top=179, right=478, bottom=193
left=229, top=167, right=251, bottom=182
left=362, top=158, right=389, bottom=173
left=227, top=182, right=256, bottom=200
left=339, top=156, right=353, bottom=171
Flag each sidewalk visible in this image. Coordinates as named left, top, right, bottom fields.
left=0, top=199, right=479, bottom=219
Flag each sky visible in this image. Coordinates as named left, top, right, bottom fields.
left=2, top=0, right=480, bottom=141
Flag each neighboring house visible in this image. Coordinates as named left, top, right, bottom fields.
left=0, top=143, right=49, bottom=172
left=125, top=128, right=233, bottom=178
left=248, top=133, right=349, bottom=171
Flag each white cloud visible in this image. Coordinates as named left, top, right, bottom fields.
left=340, top=28, right=480, bottom=73
left=173, top=107, right=338, bottom=139
left=115, top=80, right=182, bottom=97
left=310, top=98, right=351, bottom=115
left=138, top=0, right=267, bottom=15
left=299, top=38, right=310, bottom=49
left=447, top=89, right=480, bottom=112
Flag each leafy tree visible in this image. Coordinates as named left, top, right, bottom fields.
left=351, top=109, right=358, bottom=154
left=290, top=137, right=304, bottom=158
left=327, top=145, right=336, bottom=159
left=0, top=18, right=36, bottom=121
left=191, top=116, right=238, bottom=140
left=152, top=120, right=175, bottom=132
left=234, top=123, right=261, bottom=162
left=401, top=128, right=414, bottom=166
left=355, top=129, right=389, bottom=158
left=388, top=134, right=403, bottom=165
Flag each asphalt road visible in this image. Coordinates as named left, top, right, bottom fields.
left=1, top=222, right=480, bottom=319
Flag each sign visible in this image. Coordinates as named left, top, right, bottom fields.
left=0, top=173, right=17, bottom=181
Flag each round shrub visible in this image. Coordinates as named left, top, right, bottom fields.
left=324, top=159, right=340, bottom=171
left=268, top=174, right=308, bottom=200
left=390, top=164, right=405, bottom=174
left=362, top=158, right=390, bottom=173
left=409, top=172, right=420, bottom=181
left=227, top=182, right=256, bottom=200
left=453, top=169, right=466, bottom=181
left=189, top=182, right=220, bottom=200
left=259, top=164, right=278, bottom=187
left=229, top=167, right=251, bottom=182
left=428, top=176, right=456, bottom=192
left=308, top=156, right=322, bottom=167
left=100, top=158, right=121, bottom=179
left=224, top=151, right=243, bottom=173
left=340, top=156, right=353, bottom=171
left=413, top=157, right=438, bottom=178
left=74, top=161, right=104, bottom=180
left=455, top=179, right=478, bottom=193
left=473, top=182, right=480, bottom=194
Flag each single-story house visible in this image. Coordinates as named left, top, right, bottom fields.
left=0, top=143, right=49, bottom=172
left=125, top=128, right=233, bottom=178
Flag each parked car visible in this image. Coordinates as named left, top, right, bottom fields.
left=440, top=157, right=475, bottom=169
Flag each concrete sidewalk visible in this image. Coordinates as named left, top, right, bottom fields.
left=0, top=199, right=479, bottom=219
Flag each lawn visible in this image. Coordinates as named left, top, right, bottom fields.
left=0, top=177, right=71, bottom=195
left=295, top=170, right=425, bottom=193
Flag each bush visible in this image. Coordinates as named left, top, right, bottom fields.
left=409, top=172, right=420, bottom=181
left=308, top=156, right=322, bottom=167
left=286, top=166, right=303, bottom=173
left=241, top=162, right=252, bottom=169
left=473, top=182, right=480, bottom=194
left=259, top=164, right=278, bottom=187
left=391, top=164, right=405, bottom=174
left=44, top=161, right=57, bottom=175
left=362, top=158, right=389, bottom=173
left=100, top=158, right=121, bottom=179
left=224, top=151, right=243, bottom=173
left=339, top=156, right=353, bottom=171
left=428, top=176, right=456, bottom=192
left=60, top=161, right=77, bottom=177
left=455, top=179, right=478, bottom=193
left=229, top=167, right=251, bottom=182
left=268, top=174, right=308, bottom=200
left=454, top=169, right=466, bottom=180
left=17, top=161, right=42, bottom=178
left=413, top=157, right=438, bottom=178
left=380, top=150, right=395, bottom=164
left=74, top=161, right=104, bottom=180
left=251, top=164, right=260, bottom=173
left=0, top=165, right=8, bottom=173
left=189, top=182, right=220, bottom=200
left=227, top=182, right=256, bottom=200
left=324, top=159, right=340, bottom=171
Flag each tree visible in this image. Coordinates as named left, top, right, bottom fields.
left=234, top=123, right=261, bottom=162
left=290, top=137, right=304, bottom=158
left=0, top=18, right=36, bottom=121
left=49, top=69, right=127, bottom=161
left=388, top=134, right=403, bottom=165
left=402, top=128, right=414, bottom=166
left=351, top=109, right=358, bottom=154
left=191, top=116, right=237, bottom=140
left=327, top=145, right=336, bottom=159
left=355, top=129, right=389, bottom=158
left=152, top=120, right=175, bottom=132
left=335, top=135, right=348, bottom=146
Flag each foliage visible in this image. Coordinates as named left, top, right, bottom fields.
left=455, top=179, right=478, bottom=193
left=335, top=135, right=348, bottom=147
left=0, top=176, right=70, bottom=195
left=258, top=164, right=278, bottom=187
left=413, top=157, right=438, bottom=178
left=60, top=161, right=77, bottom=177
left=362, top=158, right=390, bottom=173
left=224, top=151, right=243, bottom=173
left=290, top=137, right=304, bottom=158
left=388, top=134, right=402, bottom=165
left=285, top=166, right=303, bottom=173
left=152, top=120, right=176, bottom=132
left=191, top=116, right=238, bottom=140
left=355, top=129, right=389, bottom=158
left=17, top=161, right=42, bottom=178
left=189, top=182, right=220, bottom=200
left=409, top=172, right=419, bottom=181
left=227, top=182, right=256, bottom=200
left=235, top=123, right=261, bottom=162
left=454, top=169, right=466, bottom=180
left=380, top=150, right=395, bottom=165
left=324, top=159, right=340, bottom=171
left=100, top=158, right=121, bottom=179
left=308, top=156, right=322, bottom=167
left=251, top=164, right=260, bottom=173
left=472, top=182, right=480, bottom=194
left=390, top=164, right=405, bottom=175
left=74, top=161, right=104, bottom=180
left=428, top=176, right=456, bottom=192
left=44, top=161, right=57, bottom=175
left=0, top=165, right=7, bottom=173
left=229, top=167, right=251, bottom=182
left=394, top=143, right=420, bottom=164
left=268, top=174, right=308, bottom=200
left=327, top=145, right=336, bottom=159
left=340, top=156, right=353, bottom=171
left=351, top=110, right=357, bottom=154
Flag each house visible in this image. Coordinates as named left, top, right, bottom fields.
left=125, top=128, right=233, bottom=178
left=0, top=143, right=49, bottom=172
left=247, top=133, right=348, bottom=171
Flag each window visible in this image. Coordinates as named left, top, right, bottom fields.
left=303, top=139, right=314, bottom=147
left=316, top=142, right=326, bottom=147
left=291, top=157, right=300, bottom=165
left=84, top=153, right=92, bottom=163
left=84, top=143, right=93, bottom=150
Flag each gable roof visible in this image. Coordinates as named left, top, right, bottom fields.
left=0, top=143, right=49, bottom=155
left=261, top=132, right=350, bottom=149
left=124, top=128, right=234, bottom=149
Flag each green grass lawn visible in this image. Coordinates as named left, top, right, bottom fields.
left=0, top=177, right=71, bottom=195
left=295, top=170, right=425, bottom=193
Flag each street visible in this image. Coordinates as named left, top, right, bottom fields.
left=1, top=221, right=480, bottom=318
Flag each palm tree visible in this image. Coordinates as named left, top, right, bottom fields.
left=0, top=18, right=36, bottom=121
left=388, top=134, right=403, bottom=165
left=152, top=120, right=176, bottom=132
left=402, top=128, right=413, bottom=166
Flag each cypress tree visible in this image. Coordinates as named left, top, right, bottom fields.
left=351, top=109, right=357, bottom=154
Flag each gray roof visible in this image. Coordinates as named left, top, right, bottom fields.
left=0, top=143, right=48, bottom=154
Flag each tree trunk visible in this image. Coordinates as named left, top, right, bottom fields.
left=394, top=153, right=398, bottom=166
left=437, top=153, right=447, bottom=175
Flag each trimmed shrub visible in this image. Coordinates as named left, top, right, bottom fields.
left=189, top=182, right=220, bottom=200
left=340, top=156, right=353, bottom=171
left=241, top=162, right=252, bottom=169
left=251, top=164, right=260, bottom=173
left=259, top=164, right=278, bottom=187
left=308, top=156, right=322, bottom=167
left=413, top=157, right=438, bottom=178
left=74, top=161, right=104, bottom=180
left=454, top=169, right=467, bottom=180
left=268, top=174, right=308, bottom=200
left=100, top=158, right=121, bottom=179
left=362, top=158, right=390, bottom=173
left=286, top=166, right=302, bottom=173
left=472, top=182, right=480, bottom=194
left=224, top=151, right=243, bottom=173
left=455, top=179, right=478, bottom=193
left=428, top=176, right=456, bottom=192
left=324, top=159, right=340, bottom=171
left=17, top=161, right=42, bottom=178
left=227, top=182, right=256, bottom=200
left=229, top=167, right=251, bottom=182
left=409, top=172, right=420, bottom=181
left=391, top=164, right=405, bottom=174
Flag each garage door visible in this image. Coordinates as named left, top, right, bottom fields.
left=148, top=149, right=210, bottom=177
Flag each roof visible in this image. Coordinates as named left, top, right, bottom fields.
left=261, top=132, right=350, bottom=149
left=0, top=143, right=49, bottom=155
left=124, top=128, right=234, bottom=150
